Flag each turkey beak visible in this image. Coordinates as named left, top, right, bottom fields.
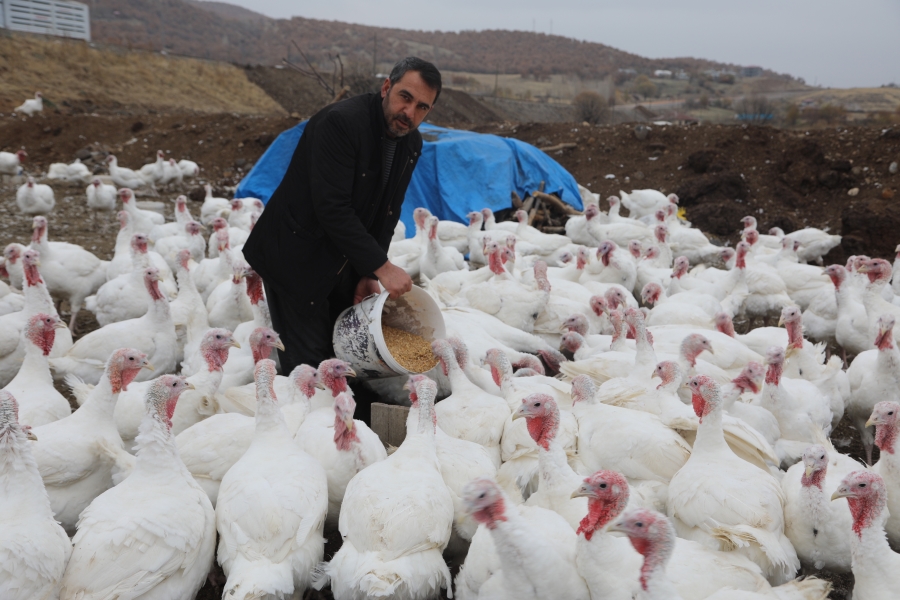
left=512, top=405, right=527, bottom=421
left=651, top=370, right=660, bottom=379
left=346, top=367, right=357, bottom=378
left=186, top=382, right=196, bottom=391
left=804, top=464, right=815, bottom=478
left=343, top=415, right=355, bottom=431
left=54, top=320, right=67, bottom=329
left=273, top=340, right=285, bottom=352
left=705, top=345, right=715, bottom=355
left=402, top=380, right=412, bottom=391
left=229, top=339, right=241, bottom=349
left=857, top=264, right=871, bottom=274
left=153, top=272, right=163, bottom=282
left=23, top=426, right=38, bottom=441
left=143, top=361, right=155, bottom=371
left=606, top=519, right=628, bottom=535
left=777, top=315, right=785, bottom=327
left=865, top=417, right=878, bottom=428
left=570, top=483, right=592, bottom=499
left=831, top=488, right=850, bottom=501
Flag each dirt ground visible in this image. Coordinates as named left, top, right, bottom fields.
left=2, top=111, right=897, bottom=600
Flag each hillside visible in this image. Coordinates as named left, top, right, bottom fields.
left=88, top=0, right=793, bottom=81
left=0, top=34, right=285, bottom=115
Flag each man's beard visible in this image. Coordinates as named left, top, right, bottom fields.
left=385, top=111, right=414, bottom=137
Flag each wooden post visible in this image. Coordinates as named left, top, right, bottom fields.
left=370, top=403, right=409, bottom=448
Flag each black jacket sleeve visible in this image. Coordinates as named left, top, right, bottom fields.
left=308, top=110, right=389, bottom=277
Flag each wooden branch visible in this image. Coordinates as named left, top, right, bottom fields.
left=331, top=86, right=351, bottom=104
left=532, top=190, right=582, bottom=215
left=538, top=180, right=546, bottom=193
left=511, top=191, right=523, bottom=209
left=542, top=226, right=566, bottom=234
left=539, top=142, right=578, bottom=153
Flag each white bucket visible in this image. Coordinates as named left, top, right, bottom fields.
left=332, top=285, right=446, bottom=379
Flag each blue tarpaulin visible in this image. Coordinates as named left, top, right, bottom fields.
left=235, top=121, right=583, bottom=237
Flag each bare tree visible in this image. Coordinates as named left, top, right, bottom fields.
left=735, top=95, right=776, bottom=124
left=282, top=42, right=350, bottom=102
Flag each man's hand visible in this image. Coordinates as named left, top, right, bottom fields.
left=353, top=277, right=382, bottom=305
left=374, top=260, right=413, bottom=299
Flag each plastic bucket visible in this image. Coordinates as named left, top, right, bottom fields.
left=332, top=285, right=446, bottom=380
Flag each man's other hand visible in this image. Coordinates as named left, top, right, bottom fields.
left=373, top=261, right=413, bottom=299
left=353, top=277, right=382, bottom=305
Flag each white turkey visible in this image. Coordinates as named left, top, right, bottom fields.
left=2, top=313, right=71, bottom=427
left=667, top=375, right=799, bottom=585
left=113, top=328, right=239, bottom=450
left=119, top=188, right=165, bottom=234
left=200, top=183, right=232, bottom=225
left=105, top=155, right=151, bottom=189
left=620, top=189, right=677, bottom=220
left=16, top=176, right=55, bottom=214
left=14, top=91, right=43, bottom=115
left=30, top=215, right=108, bottom=330
left=139, top=150, right=167, bottom=184
left=0, top=390, right=72, bottom=600
left=47, top=159, right=92, bottom=184
left=150, top=195, right=195, bottom=242
left=31, top=348, right=151, bottom=533
left=314, top=375, right=454, bottom=600
left=868, top=401, right=900, bottom=549
left=781, top=444, right=857, bottom=573
left=216, top=359, right=328, bottom=599
left=50, top=267, right=178, bottom=385
left=432, top=338, right=509, bottom=466
left=295, top=391, right=386, bottom=528
left=177, top=159, right=200, bottom=179
left=830, top=470, right=900, bottom=600
left=85, top=178, right=117, bottom=211
left=0, top=148, right=27, bottom=175
left=459, top=476, right=590, bottom=600
left=59, top=375, right=216, bottom=600
left=420, top=215, right=466, bottom=279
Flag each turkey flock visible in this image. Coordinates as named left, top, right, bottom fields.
left=2, top=149, right=900, bottom=600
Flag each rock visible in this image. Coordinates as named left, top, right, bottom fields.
left=890, top=162, right=898, bottom=174
left=633, top=124, right=650, bottom=140
left=75, top=147, right=92, bottom=161
left=234, top=158, right=247, bottom=169
left=131, top=121, right=144, bottom=133
left=883, top=189, right=895, bottom=200
left=848, top=187, right=859, bottom=196
left=188, top=187, right=206, bottom=203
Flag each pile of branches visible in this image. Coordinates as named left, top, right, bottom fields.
left=507, top=183, right=581, bottom=233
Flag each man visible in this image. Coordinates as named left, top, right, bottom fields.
left=243, top=57, right=441, bottom=379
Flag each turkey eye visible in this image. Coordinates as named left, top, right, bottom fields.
left=635, top=522, right=643, bottom=528
left=129, top=357, right=134, bottom=361
left=890, top=412, right=895, bottom=416
left=535, top=403, right=541, bottom=407
left=599, top=483, right=607, bottom=489
left=478, top=493, right=485, bottom=499
left=860, top=483, right=866, bottom=487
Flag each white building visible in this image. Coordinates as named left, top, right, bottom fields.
left=0, top=0, right=90, bottom=41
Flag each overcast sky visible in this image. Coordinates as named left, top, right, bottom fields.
left=224, top=0, right=899, bottom=88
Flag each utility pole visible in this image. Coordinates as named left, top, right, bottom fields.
left=373, top=34, right=377, bottom=76
left=494, top=66, right=499, bottom=97
left=550, top=19, right=553, bottom=35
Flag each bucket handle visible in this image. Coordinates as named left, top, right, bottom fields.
left=358, top=293, right=381, bottom=325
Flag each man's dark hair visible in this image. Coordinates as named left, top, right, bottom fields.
left=389, top=57, right=442, bottom=104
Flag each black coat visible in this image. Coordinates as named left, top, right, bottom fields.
left=243, top=92, right=422, bottom=306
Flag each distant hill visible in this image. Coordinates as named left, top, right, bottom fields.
left=89, top=0, right=796, bottom=82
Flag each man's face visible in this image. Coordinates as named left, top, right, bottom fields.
left=381, top=71, right=437, bottom=138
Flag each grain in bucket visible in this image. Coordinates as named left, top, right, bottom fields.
left=332, top=285, right=445, bottom=379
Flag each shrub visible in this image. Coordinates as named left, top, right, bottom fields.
left=573, top=91, right=609, bottom=124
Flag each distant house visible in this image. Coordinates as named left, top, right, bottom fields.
left=675, top=70, right=690, bottom=80
left=653, top=70, right=672, bottom=78
left=742, top=66, right=763, bottom=77
left=0, top=0, right=90, bottom=40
